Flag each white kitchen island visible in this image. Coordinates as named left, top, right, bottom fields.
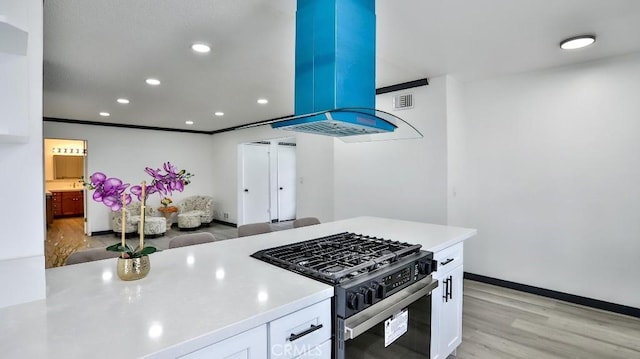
left=0, top=217, right=476, bottom=358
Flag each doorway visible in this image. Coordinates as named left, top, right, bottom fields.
left=43, top=138, right=89, bottom=267
left=239, top=138, right=297, bottom=225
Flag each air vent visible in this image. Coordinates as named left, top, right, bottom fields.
left=393, top=94, right=413, bottom=110
left=279, top=120, right=388, bottom=137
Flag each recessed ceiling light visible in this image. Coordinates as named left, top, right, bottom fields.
left=146, top=78, right=161, bottom=86
left=185, top=120, right=194, bottom=125
left=117, top=98, right=130, bottom=104
left=257, top=98, right=269, bottom=104
left=191, top=43, right=211, bottom=53
left=560, top=35, right=596, bottom=50
left=99, top=112, right=110, bottom=117
left=214, top=112, right=224, bottom=116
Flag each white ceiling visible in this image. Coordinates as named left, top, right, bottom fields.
left=43, top=0, right=640, bottom=132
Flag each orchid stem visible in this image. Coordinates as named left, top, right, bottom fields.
left=121, top=193, right=126, bottom=259
left=139, top=181, right=146, bottom=251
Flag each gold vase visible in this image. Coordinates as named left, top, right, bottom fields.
left=117, top=256, right=150, bottom=281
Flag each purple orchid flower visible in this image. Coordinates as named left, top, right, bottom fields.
left=90, top=172, right=107, bottom=187
left=144, top=166, right=164, bottom=181
left=84, top=163, right=193, bottom=212
left=86, top=173, right=131, bottom=211
left=164, top=162, right=177, bottom=173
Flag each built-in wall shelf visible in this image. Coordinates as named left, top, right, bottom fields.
left=0, top=14, right=30, bottom=144
left=0, top=19, right=28, bottom=55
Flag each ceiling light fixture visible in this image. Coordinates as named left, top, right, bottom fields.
left=214, top=112, right=224, bottom=116
left=117, top=98, right=130, bottom=104
left=99, top=112, right=110, bottom=117
left=146, top=78, right=161, bottom=86
left=560, top=35, right=596, bottom=50
left=191, top=43, right=211, bottom=53
left=257, top=98, right=269, bottom=105
left=185, top=120, right=194, bottom=125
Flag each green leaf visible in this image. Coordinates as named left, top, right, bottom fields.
left=138, top=247, right=158, bottom=256
left=106, top=244, right=132, bottom=253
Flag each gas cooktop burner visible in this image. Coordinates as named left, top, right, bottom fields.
left=251, top=232, right=423, bottom=284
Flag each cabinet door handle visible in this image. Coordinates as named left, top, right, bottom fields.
left=448, top=275, right=453, bottom=300
left=440, top=258, right=454, bottom=266
left=442, top=278, right=449, bottom=302
left=287, top=324, right=323, bottom=342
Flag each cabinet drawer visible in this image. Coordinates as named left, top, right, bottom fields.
left=61, top=191, right=83, bottom=199
left=294, top=339, right=331, bottom=359
left=433, top=242, right=463, bottom=278
left=269, top=299, right=331, bottom=359
left=180, top=324, right=267, bottom=359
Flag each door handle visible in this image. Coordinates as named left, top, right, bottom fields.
left=440, top=258, right=454, bottom=266
left=287, top=324, right=323, bottom=342
left=344, top=278, right=438, bottom=340
left=448, top=275, right=453, bottom=300
left=443, top=278, right=449, bottom=302
left=244, top=189, right=249, bottom=192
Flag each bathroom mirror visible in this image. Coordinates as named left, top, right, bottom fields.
left=53, top=155, right=84, bottom=179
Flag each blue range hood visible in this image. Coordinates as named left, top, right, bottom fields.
left=272, top=0, right=397, bottom=137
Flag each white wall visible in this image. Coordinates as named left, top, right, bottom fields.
left=43, top=122, right=216, bottom=233
left=446, top=76, right=470, bottom=226
left=458, top=53, right=640, bottom=308
left=295, top=133, right=334, bottom=223
left=0, top=0, right=45, bottom=308
left=333, top=77, right=448, bottom=224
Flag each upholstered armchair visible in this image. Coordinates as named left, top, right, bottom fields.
left=177, top=195, right=214, bottom=227
left=111, top=202, right=142, bottom=236
left=111, top=202, right=166, bottom=237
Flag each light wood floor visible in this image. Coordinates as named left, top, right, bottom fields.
left=459, top=280, right=640, bottom=359
left=45, top=217, right=88, bottom=268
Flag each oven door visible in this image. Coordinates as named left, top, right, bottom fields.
left=342, top=277, right=438, bottom=358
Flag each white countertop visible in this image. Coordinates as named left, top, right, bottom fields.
left=46, top=188, right=84, bottom=193
left=0, top=217, right=476, bottom=358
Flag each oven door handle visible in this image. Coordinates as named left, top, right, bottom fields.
left=344, top=277, right=438, bottom=341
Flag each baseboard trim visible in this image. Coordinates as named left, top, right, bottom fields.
left=92, top=221, right=238, bottom=235
left=91, top=230, right=139, bottom=238
left=91, top=230, right=113, bottom=236
left=464, top=272, right=640, bottom=319
left=211, top=219, right=237, bottom=228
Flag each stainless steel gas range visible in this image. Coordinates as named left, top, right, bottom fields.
left=252, top=232, right=438, bottom=358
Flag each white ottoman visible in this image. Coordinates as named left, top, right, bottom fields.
left=138, top=217, right=167, bottom=238
left=178, top=213, right=201, bottom=231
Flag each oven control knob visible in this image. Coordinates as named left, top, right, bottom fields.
left=418, top=260, right=432, bottom=275
left=347, top=292, right=364, bottom=310
left=371, top=282, right=386, bottom=299
left=363, top=287, right=376, bottom=305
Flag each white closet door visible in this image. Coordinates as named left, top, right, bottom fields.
left=242, top=144, right=270, bottom=224
left=277, top=145, right=296, bottom=221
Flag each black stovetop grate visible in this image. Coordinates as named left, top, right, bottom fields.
left=251, top=232, right=422, bottom=284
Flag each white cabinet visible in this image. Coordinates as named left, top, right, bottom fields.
left=180, top=325, right=267, bottom=359
left=431, top=242, right=464, bottom=359
left=269, top=298, right=332, bottom=359
left=178, top=298, right=331, bottom=359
